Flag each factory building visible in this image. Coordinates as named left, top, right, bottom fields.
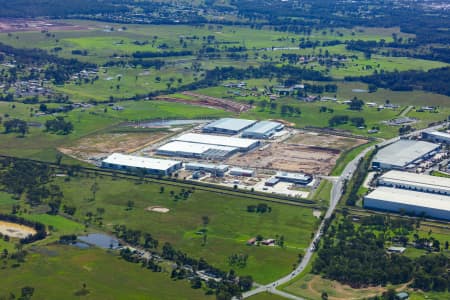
left=202, top=118, right=257, bottom=135
left=242, top=121, right=284, bottom=139
left=372, top=140, right=440, bottom=170
left=174, top=133, right=260, bottom=152
left=229, top=167, right=255, bottom=177
left=275, top=172, right=312, bottom=185
left=185, top=162, right=229, bottom=177
left=363, top=187, right=450, bottom=221
left=156, top=141, right=238, bottom=160
left=422, top=131, right=450, bottom=144
left=102, top=153, right=182, bottom=176
left=379, top=170, right=450, bottom=196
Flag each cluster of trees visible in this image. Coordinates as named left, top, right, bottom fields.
left=246, top=203, right=271, bottom=213
left=228, top=253, right=248, bottom=268
left=348, top=67, right=450, bottom=97
left=0, top=42, right=96, bottom=85
left=328, top=115, right=366, bottom=128
left=132, top=50, right=193, bottom=59
left=44, top=117, right=74, bottom=135
left=113, top=224, right=158, bottom=249
left=343, top=150, right=376, bottom=206
left=3, top=118, right=28, bottom=136
left=0, top=213, right=46, bottom=244
left=313, top=216, right=450, bottom=291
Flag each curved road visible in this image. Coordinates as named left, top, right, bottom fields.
left=241, top=123, right=446, bottom=299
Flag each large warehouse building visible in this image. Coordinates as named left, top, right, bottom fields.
left=102, top=153, right=182, bottom=176
left=372, top=140, right=440, bottom=170
left=174, top=133, right=260, bottom=152
left=156, top=141, right=238, bottom=160
left=422, top=131, right=450, bottom=144
left=364, top=187, right=450, bottom=221
left=379, top=170, right=450, bottom=196
left=203, top=118, right=257, bottom=135
left=242, top=121, right=284, bottom=139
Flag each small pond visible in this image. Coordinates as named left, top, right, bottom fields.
left=77, top=233, right=120, bottom=249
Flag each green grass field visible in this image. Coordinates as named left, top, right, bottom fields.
left=0, top=245, right=211, bottom=300
left=47, top=175, right=317, bottom=283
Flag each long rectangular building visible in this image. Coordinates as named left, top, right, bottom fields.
left=275, top=172, right=312, bottom=185
left=364, top=187, right=450, bottom=221
left=422, top=131, right=450, bottom=144
left=185, top=162, right=229, bottom=176
left=379, top=170, right=450, bottom=196
left=242, top=121, right=284, bottom=139
left=203, top=118, right=257, bottom=135
left=102, top=153, right=182, bottom=176
left=174, top=133, right=260, bottom=151
left=156, top=141, right=238, bottom=160
left=372, top=140, right=440, bottom=170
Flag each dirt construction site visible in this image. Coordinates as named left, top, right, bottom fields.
left=227, top=130, right=367, bottom=175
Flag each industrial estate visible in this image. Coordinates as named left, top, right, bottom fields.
left=0, top=1, right=450, bottom=299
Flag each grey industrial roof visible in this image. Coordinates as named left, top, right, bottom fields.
left=365, top=187, right=450, bottom=211
left=380, top=170, right=450, bottom=193
left=243, top=121, right=283, bottom=135
left=203, top=118, right=256, bottom=132
left=185, top=162, right=229, bottom=171
left=103, top=153, right=180, bottom=171
left=373, top=140, right=440, bottom=168
left=426, top=131, right=450, bottom=140
left=276, top=172, right=311, bottom=181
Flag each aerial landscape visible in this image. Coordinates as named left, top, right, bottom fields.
left=0, top=0, right=449, bottom=299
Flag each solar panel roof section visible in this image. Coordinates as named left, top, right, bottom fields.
left=203, top=118, right=257, bottom=133
left=373, top=140, right=440, bottom=168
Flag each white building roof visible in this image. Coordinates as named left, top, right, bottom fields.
left=174, top=133, right=259, bottom=149
left=203, top=118, right=256, bottom=132
left=365, top=187, right=450, bottom=211
left=103, top=153, right=180, bottom=171
left=373, top=140, right=440, bottom=168
left=243, top=121, right=283, bottom=135
left=276, top=171, right=311, bottom=181
left=380, top=170, right=450, bottom=193
left=157, top=141, right=237, bottom=155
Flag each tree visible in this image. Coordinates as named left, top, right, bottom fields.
left=202, top=215, right=209, bottom=227
left=321, top=292, right=328, bottom=300
left=126, top=200, right=134, bottom=211
left=348, top=97, right=364, bottom=110
left=90, top=182, right=99, bottom=201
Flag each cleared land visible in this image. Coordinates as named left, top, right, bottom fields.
left=228, top=131, right=366, bottom=175
left=0, top=221, right=36, bottom=238
left=59, top=130, right=173, bottom=162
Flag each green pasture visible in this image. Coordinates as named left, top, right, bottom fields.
left=51, top=175, right=318, bottom=283
left=0, top=100, right=229, bottom=161
left=0, top=245, right=210, bottom=300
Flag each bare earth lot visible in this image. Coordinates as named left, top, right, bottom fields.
left=0, top=221, right=36, bottom=239
left=228, top=131, right=366, bottom=175
left=59, top=132, right=171, bottom=162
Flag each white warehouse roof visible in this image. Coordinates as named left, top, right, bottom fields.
left=157, top=141, right=237, bottom=155
left=373, top=140, right=440, bottom=168
left=380, top=170, right=450, bottom=194
left=103, top=153, right=181, bottom=171
left=365, top=187, right=450, bottom=212
left=203, top=118, right=256, bottom=132
left=242, top=121, right=283, bottom=135
left=426, top=131, right=450, bottom=140
left=174, top=133, right=259, bottom=150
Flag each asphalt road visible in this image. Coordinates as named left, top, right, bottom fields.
left=241, top=123, right=447, bottom=299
